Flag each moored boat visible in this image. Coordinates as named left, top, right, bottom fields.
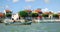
left=4, top=19, right=32, bottom=25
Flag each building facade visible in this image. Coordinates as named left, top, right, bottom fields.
left=12, top=13, right=19, bottom=20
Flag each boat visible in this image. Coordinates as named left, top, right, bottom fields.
left=22, top=21, right=32, bottom=25
left=4, top=20, right=32, bottom=25
left=5, top=21, right=32, bottom=25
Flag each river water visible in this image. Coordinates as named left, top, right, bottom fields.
left=0, top=23, right=60, bottom=32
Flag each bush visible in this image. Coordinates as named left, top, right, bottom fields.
left=53, top=14, right=59, bottom=18
left=30, top=13, right=38, bottom=17
left=42, top=14, right=48, bottom=17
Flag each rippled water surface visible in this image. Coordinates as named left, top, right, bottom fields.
left=0, top=23, right=60, bottom=32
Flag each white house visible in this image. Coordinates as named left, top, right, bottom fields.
left=48, top=12, right=53, bottom=19
left=12, top=13, right=19, bottom=20
left=4, top=10, right=12, bottom=15
left=12, top=13, right=26, bottom=23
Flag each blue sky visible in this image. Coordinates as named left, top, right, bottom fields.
left=0, top=0, right=60, bottom=13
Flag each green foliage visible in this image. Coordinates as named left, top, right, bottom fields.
left=6, top=13, right=12, bottom=17
left=53, top=14, right=58, bottom=17
left=31, top=13, right=38, bottom=17
left=42, top=14, right=48, bottom=17
left=18, top=11, right=28, bottom=17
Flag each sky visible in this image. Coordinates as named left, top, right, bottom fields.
left=0, top=0, right=60, bottom=13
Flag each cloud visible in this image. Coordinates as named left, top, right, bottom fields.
left=44, top=0, right=49, bottom=3
left=42, top=8, right=53, bottom=12
left=24, top=5, right=32, bottom=9
left=13, top=0, right=19, bottom=3
left=42, top=8, right=49, bottom=12
left=25, top=0, right=35, bottom=2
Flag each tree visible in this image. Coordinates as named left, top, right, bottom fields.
left=53, top=14, right=59, bottom=18
left=6, top=13, right=12, bottom=17
left=18, top=11, right=28, bottom=17
left=5, top=11, right=12, bottom=17
left=42, top=14, right=48, bottom=17
left=30, top=13, right=38, bottom=17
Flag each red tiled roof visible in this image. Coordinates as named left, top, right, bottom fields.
left=5, top=10, right=11, bottom=13
left=35, top=9, right=42, bottom=13
left=0, top=13, right=4, bottom=17
left=25, top=10, right=32, bottom=12
left=44, top=12, right=53, bottom=14
left=44, top=12, right=49, bottom=14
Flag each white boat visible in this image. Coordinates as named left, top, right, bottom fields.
left=4, top=19, right=32, bottom=25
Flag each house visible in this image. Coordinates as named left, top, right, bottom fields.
left=43, top=11, right=53, bottom=19
left=4, top=10, right=12, bottom=14
left=48, top=11, right=53, bottom=19
left=35, top=8, right=43, bottom=19
left=32, top=8, right=42, bottom=13
left=12, top=13, right=25, bottom=22
left=0, top=12, right=5, bottom=23
left=0, top=12, right=5, bottom=18
left=35, top=8, right=42, bottom=14
left=12, top=13, right=19, bottom=20
left=4, top=10, right=12, bottom=18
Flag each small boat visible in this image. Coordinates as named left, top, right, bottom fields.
left=5, top=21, right=32, bottom=25
left=22, top=21, right=32, bottom=25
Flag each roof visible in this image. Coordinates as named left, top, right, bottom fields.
left=49, top=12, right=53, bottom=14
left=44, top=12, right=53, bottom=14
left=0, top=13, right=5, bottom=17
left=35, top=9, right=42, bottom=13
left=5, top=10, right=11, bottom=13
left=32, top=10, right=38, bottom=13
left=25, top=10, right=32, bottom=12
left=43, top=12, right=49, bottom=14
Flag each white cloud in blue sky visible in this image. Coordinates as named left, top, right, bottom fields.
left=0, top=0, right=60, bottom=13
left=42, top=8, right=53, bottom=12
left=25, top=0, right=35, bottom=2
left=42, top=8, right=49, bottom=12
